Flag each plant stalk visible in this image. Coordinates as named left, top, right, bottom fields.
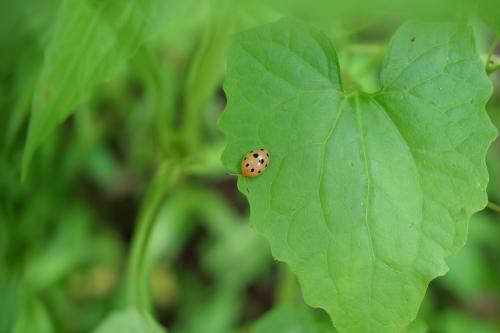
left=487, top=200, right=500, bottom=213
left=275, top=263, right=301, bottom=305
left=126, top=162, right=180, bottom=311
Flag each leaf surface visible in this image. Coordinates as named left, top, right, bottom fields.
left=219, top=19, right=496, bottom=333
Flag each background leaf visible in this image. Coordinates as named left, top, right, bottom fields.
left=12, top=291, right=54, bottom=333
left=219, top=19, right=496, bottom=333
left=435, top=310, right=499, bottom=333
left=439, top=213, right=500, bottom=301
left=22, top=0, right=167, bottom=178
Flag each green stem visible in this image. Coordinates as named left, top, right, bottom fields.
left=487, top=200, right=500, bottom=214
left=126, top=162, right=180, bottom=310
left=275, top=263, right=301, bottom=305
left=486, top=38, right=499, bottom=75
left=136, top=48, right=177, bottom=156
left=346, top=43, right=385, bottom=54
left=486, top=39, right=498, bottom=65
left=487, top=63, right=500, bottom=75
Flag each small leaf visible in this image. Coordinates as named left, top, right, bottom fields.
left=254, top=305, right=335, bottom=333
left=93, top=308, right=166, bottom=333
left=219, top=19, right=496, bottom=333
left=22, top=0, right=166, bottom=179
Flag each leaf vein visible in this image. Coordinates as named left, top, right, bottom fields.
left=318, top=96, right=347, bottom=234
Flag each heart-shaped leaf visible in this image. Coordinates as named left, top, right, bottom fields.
left=219, top=19, right=496, bottom=332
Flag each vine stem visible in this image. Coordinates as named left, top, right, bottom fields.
left=487, top=200, right=500, bottom=214
left=126, top=162, right=181, bottom=311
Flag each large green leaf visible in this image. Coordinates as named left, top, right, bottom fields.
left=219, top=19, right=496, bottom=332
left=22, top=0, right=167, bottom=179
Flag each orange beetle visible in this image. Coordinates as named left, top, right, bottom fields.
left=241, top=148, right=270, bottom=177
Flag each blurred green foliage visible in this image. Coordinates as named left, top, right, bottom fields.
left=0, top=0, right=499, bottom=332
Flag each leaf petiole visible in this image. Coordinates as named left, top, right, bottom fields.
left=485, top=38, right=499, bottom=75
left=487, top=200, right=500, bottom=213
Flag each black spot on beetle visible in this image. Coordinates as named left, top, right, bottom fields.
left=259, top=159, right=264, bottom=164
left=251, top=168, right=255, bottom=172
left=260, top=148, right=264, bottom=151
left=410, top=37, right=415, bottom=42
left=265, top=164, right=268, bottom=168
left=253, top=153, right=258, bottom=158
left=245, top=163, right=249, bottom=167
left=266, top=153, right=269, bottom=157
left=258, top=170, right=261, bottom=173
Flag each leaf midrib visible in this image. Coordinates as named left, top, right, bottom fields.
left=318, top=96, right=346, bottom=234
left=353, top=93, right=376, bottom=330
left=370, top=94, right=426, bottom=275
